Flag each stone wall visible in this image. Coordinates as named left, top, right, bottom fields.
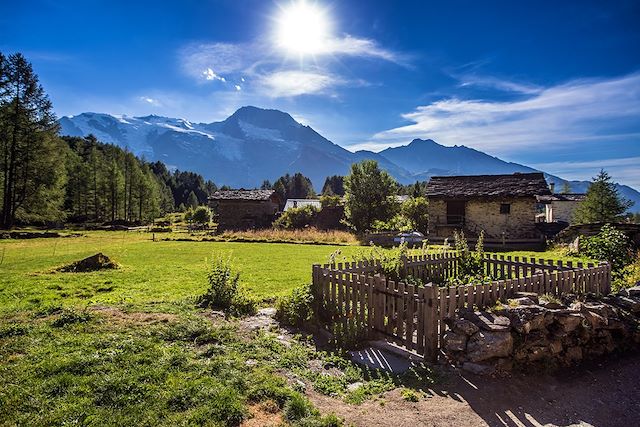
left=428, top=197, right=540, bottom=239
left=442, top=288, right=640, bottom=375
left=547, top=200, right=580, bottom=223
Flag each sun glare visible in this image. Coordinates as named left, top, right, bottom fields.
left=275, top=0, right=331, bottom=56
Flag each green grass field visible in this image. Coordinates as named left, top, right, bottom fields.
left=0, top=231, right=365, bottom=314
left=0, top=231, right=592, bottom=425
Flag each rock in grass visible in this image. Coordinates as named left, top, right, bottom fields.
left=58, top=253, right=119, bottom=273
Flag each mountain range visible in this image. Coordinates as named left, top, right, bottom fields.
left=58, top=106, right=640, bottom=212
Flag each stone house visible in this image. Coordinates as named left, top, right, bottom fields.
left=424, top=173, right=552, bottom=239
left=209, top=189, right=281, bottom=231
left=536, top=193, right=586, bottom=224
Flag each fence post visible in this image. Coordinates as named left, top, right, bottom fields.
left=423, top=283, right=438, bottom=362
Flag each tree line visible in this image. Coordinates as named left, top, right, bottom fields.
left=0, top=52, right=217, bottom=228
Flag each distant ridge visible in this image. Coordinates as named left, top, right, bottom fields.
left=58, top=106, right=640, bottom=212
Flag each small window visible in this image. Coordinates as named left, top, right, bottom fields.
left=500, top=203, right=511, bottom=214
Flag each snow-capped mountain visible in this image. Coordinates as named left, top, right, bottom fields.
left=58, top=106, right=640, bottom=211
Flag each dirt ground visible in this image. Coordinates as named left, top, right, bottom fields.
left=309, top=352, right=640, bottom=427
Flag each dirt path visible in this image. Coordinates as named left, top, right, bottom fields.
left=309, top=353, right=640, bottom=427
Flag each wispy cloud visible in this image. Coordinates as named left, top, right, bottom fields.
left=260, top=70, right=341, bottom=97
left=367, top=72, right=640, bottom=152
left=457, top=75, right=542, bottom=95
left=178, top=30, right=405, bottom=97
left=531, top=157, right=640, bottom=190
left=138, top=96, right=162, bottom=107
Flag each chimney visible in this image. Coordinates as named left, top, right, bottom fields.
left=549, top=182, right=555, bottom=193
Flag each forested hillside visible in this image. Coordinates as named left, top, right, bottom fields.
left=0, top=52, right=216, bottom=228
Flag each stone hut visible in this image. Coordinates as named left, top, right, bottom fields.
left=536, top=193, right=586, bottom=224
left=209, top=189, right=281, bottom=231
left=424, top=172, right=551, bottom=239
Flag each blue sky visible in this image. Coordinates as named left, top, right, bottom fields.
left=2, top=0, right=640, bottom=189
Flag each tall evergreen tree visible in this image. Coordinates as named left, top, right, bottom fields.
left=0, top=53, right=66, bottom=228
left=321, top=175, right=344, bottom=196
left=573, top=170, right=633, bottom=224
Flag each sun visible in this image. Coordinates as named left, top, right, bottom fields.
left=275, top=0, right=332, bottom=56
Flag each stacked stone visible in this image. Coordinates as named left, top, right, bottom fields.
left=442, top=286, right=640, bottom=375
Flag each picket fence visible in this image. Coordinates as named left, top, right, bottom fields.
left=312, top=253, right=611, bottom=361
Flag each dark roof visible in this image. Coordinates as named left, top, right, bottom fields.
left=209, top=189, right=276, bottom=201
left=537, top=193, right=586, bottom=203
left=424, top=173, right=552, bottom=198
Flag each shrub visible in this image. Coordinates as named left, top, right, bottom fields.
left=454, top=230, right=485, bottom=279
left=320, top=195, right=342, bottom=209
left=581, top=224, right=634, bottom=289
left=284, top=392, right=315, bottom=421
left=192, top=206, right=212, bottom=228
left=197, top=254, right=257, bottom=316
left=274, top=205, right=318, bottom=229
left=400, top=196, right=429, bottom=234
left=276, top=284, right=315, bottom=327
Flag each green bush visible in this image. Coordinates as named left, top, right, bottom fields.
left=197, top=254, right=257, bottom=316
left=401, top=196, right=429, bottom=234
left=276, top=284, right=315, bottom=327
left=581, top=224, right=635, bottom=290
left=454, top=230, right=485, bottom=279
left=274, top=205, right=319, bottom=229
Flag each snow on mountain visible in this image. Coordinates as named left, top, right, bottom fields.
left=58, top=106, right=640, bottom=211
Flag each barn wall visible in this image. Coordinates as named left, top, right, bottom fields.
left=212, top=200, right=279, bottom=231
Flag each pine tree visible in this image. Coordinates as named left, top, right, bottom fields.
left=187, top=191, right=199, bottom=209
left=321, top=175, right=345, bottom=196
left=560, top=182, right=572, bottom=194
left=573, top=170, right=633, bottom=224
left=0, top=53, right=66, bottom=228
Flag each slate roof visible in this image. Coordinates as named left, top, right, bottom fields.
left=424, top=172, right=552, bottom=198
left=536, top=193, right=586, bottom=203
left=209, top=189, right=276, bottom=201
left=283, top=199, right=321, bottom=211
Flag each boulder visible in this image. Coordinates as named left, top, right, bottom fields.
left=505, top=306, right=547, bottom=334
left=627, top=285, right=640, bottom=298
left=451, top=319, right=480, bottom=336
left=556, top=313, right=584, bottom=333
left=564, top=346, right=583, bottom=363
left=513, top=292, right=540, bottom=305
left=443, top=331, right=467, bottom=352
left=510, top=297, right=536, bottom=306
left=467, top=331, right=513, bottom=362
left=468, top=312, right=511, bottom=332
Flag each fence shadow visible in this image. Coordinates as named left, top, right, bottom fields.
left=422, top=352, right=640, bottom=427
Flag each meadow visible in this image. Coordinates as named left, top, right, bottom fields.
left=0, top=231, right=592, bottom=425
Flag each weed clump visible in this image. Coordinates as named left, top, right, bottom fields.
left=197, top=254, right=257, bottom=317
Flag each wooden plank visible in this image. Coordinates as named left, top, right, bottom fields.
left=396, top=281, right=405, bottom=341
left=416, top=287, right=425, bottom=354
left=406, top=284, right=415, bottom=350
left=447, top=286, right=456, bottom=319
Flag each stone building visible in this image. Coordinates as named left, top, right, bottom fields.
left=209, top=189, right=281, bottom=231
left=536, top=193, right=586, bottom=224
left=424, top=173, right=552, bottom=239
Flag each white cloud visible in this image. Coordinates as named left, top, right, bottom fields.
left=203, top=68, right=226, bottom=82
left=458, top=76, right=542, bottom=95
left=531, top=157, right=640, bottom=190
left=234, top=85, right=241, bottom=91
left=138, top=96, right=162, bottom=107
left=319, top=35, right=404, bottom=63
left=368, top=72, right=640, bottom=152
left=260, top=70, right=342, bottom=97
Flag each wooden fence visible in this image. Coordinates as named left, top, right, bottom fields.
left=312, top=253, right=611, bottom=361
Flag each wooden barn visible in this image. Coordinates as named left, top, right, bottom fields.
left=209, top=189, right=281, bottom=231
left=424, top=172, right=552, bottom=240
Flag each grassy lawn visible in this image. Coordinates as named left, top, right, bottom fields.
left=0, top=231, right=593, bottom=425
left=0, top=231, right=363, bottom=313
